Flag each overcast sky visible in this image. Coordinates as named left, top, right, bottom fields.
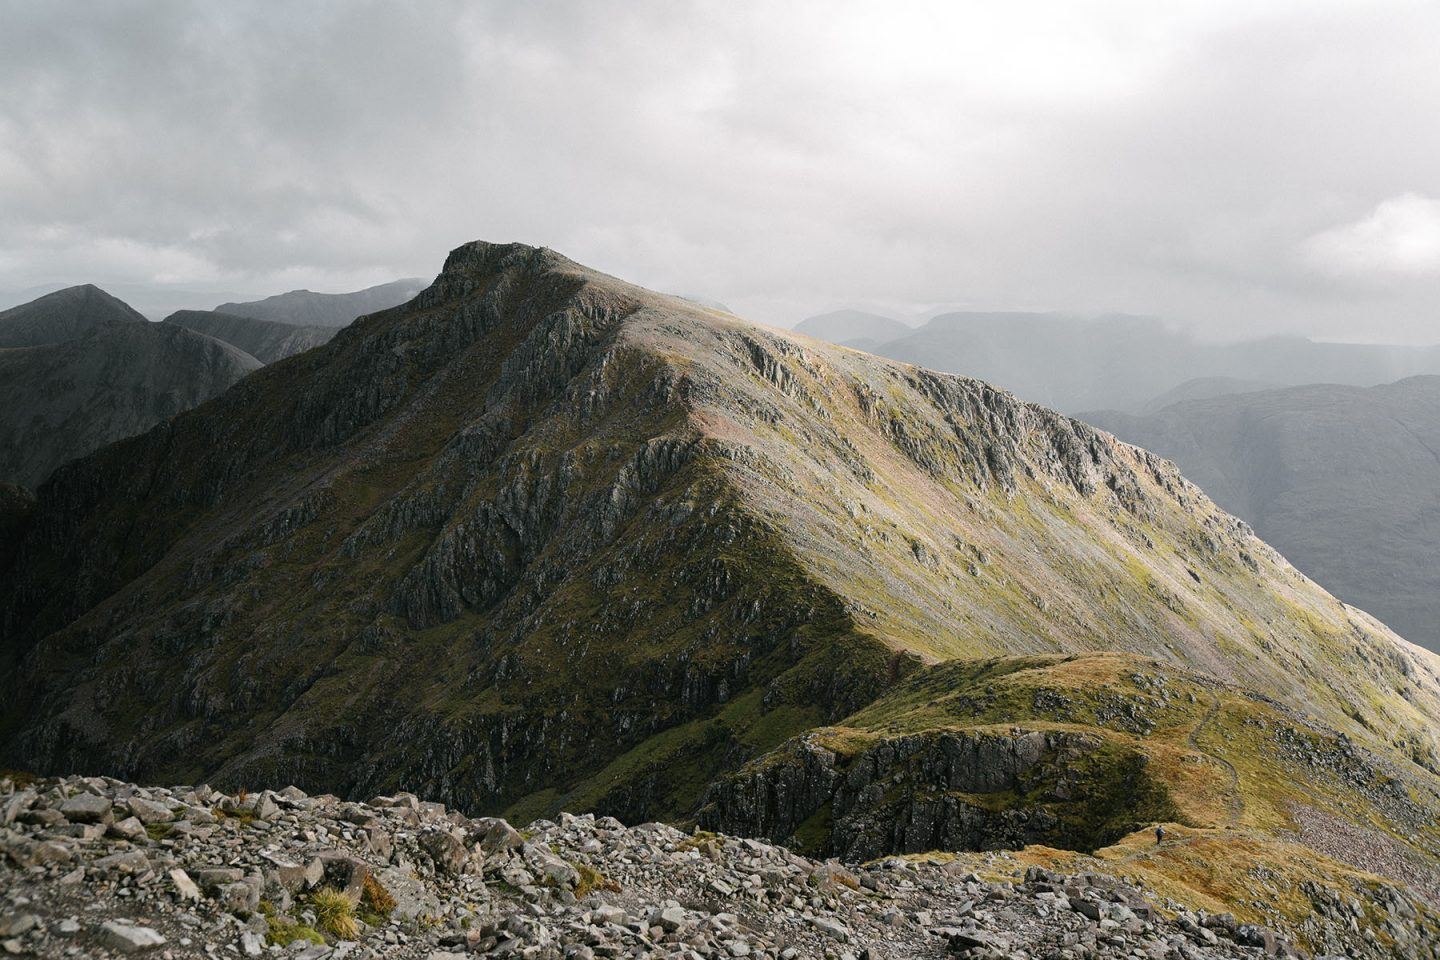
left=2, top=1, right=1439, bottom=340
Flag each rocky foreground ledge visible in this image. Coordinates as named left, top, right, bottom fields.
left=0, top=775, right=1419, bottom=960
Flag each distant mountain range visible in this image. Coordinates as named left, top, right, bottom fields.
left=792, top=309, right=1440, bottom=414
left=214, top=278, right=427, bottom=327
left=163, top=310, right=337, bottom=364
left=1085, top=376, right=1440, bottom=652
left=0, top=277, right=428, bottom=489
left=0, top=287, right=259, bottom=488
left=792, top=309, right=915, bottom=348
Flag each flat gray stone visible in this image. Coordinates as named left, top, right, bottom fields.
left=99, top=921, right=166, bottom=952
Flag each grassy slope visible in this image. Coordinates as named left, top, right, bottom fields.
left=652, top=311, right=1440, bottom=770
left=724, top=651, right=1440, bottom=950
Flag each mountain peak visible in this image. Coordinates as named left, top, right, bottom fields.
left=0, top=283, right=146, bottom=347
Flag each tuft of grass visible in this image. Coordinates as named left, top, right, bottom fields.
left=574, top=863, right=620, bottom=899
left=310, top=887, right=359, bottom=940
left=145, top=822, right=173, bottom=841
left=266, top=917, right=324, bottom=947
left=678, top=829, right=721, bottom=855
left=360, top=873, right=396, bottom=921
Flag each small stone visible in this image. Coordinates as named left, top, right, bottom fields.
left=108, top=816, right=146, bottom=841
left=99, top=921, right=167, bottom=953
left=0, top=916, right=36, bottom=939
left=170, top=868, right=202, bottom=902
left=94, top=849, right=151, bottom=874
left=218, top=880, right=260, bottom=915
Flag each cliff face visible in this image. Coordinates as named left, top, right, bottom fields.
left=3, top=243, right=1440, bottom=888
left=699, top=724, right=1174, bottom=861
left=699, top=652, right=1440, bottom=895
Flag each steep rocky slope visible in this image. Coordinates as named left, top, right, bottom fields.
left=216, top=278, right=427, bottom=328
left=164, top=309, right=338, bottom=364
left=0, top=303, right=261, bottom=488
left=3, top=242, right=1440, bottom=917
left=1085, top=377, right=1440, bottom=652
left=0, top=283, right=147, bottom=347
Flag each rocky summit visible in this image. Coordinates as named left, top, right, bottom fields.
left=3, top=773, right=1434, bottom=960
left=3, top=242, right=1440, bottom=955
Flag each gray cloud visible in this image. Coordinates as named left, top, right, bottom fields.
left=2, top=0, right=1438, bottom=339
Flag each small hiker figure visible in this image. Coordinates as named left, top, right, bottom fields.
left=1155, top=825, right=1166, bottom=845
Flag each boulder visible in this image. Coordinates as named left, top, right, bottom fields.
left=316, top=851, right=370, bottom=900
left=473, top=817, right=524, bottom=854
left=58, top=793, right=113, bottom=825
left=420, top=828, right=468, bottom=876
left=108, top=816, right=146, bottom=841
left=126, top=797, right=174, bottom=824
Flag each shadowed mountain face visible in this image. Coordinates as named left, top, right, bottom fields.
left=3, top=243, right=1440, bottom=902
left=0, top=283, right=147, bottom=347
left=215, top=278, right=427, bottom=328
left=807, top=312, right=1440, bottom=414
left=0, top=287, right=261, bottom=488
left=1085, top=377, right=1440, bottom=653
left=164, top=309, right=337, bottom=364
left=0, top=321, right=261, bottom=489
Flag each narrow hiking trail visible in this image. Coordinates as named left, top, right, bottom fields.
left=1187, top=694, right=1245, bottom=827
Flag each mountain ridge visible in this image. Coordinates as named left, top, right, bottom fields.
left=215, top=277, right=428, bottom=328
left=3, top=241, right=1439, bottom=909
